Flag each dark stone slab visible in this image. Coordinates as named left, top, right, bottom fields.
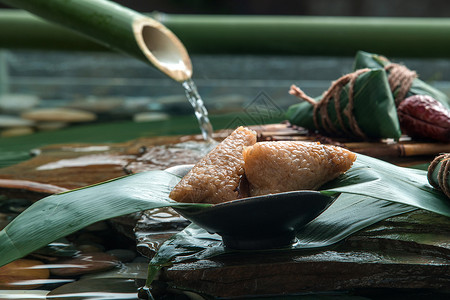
left=160, top=210, right=450, bottom=298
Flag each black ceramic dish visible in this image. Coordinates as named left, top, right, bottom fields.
left=166, top=165, right=337, bottom=250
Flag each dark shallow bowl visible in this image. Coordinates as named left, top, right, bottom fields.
left=167, top=165, right=337, bottom=250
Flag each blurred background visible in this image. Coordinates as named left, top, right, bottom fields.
left=2, top=0, right=449, bottom=17
left=0, top=0, right=449, bottom=142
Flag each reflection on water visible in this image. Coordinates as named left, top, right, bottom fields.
left=0, top=137, right=223, bottom=300
left=0, top=290, right=49, bottom=299
left=8, top=279, right=74, bottom=286
left=47, top=292, right=138, bottom=299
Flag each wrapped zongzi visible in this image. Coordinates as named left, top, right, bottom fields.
left=287, top=68, right=401, bottom=140
left=353, top=51, right=450, bottom=109
left=428, top=153, right=450, bottom=199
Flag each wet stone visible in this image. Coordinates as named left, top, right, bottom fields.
left=82, top=262, right=148, bottom=280
left=0, top=198, right=33, bottom=214
left=1, top=126, right=34, bottom=137
left=74, top=232, right=105, bottom=246
left=160, top=210, right=450, bottom=298
left=0, top=94, right=40, bottom=113
left=67, top=96, right=124, bottom=113
left=132, top=256, right=150, bottom=264
left=50, top=252, right=119, bottom=277
left=133, top=112, right=170, bottom=123
left=135, top=207, right=190, bottom=258
left=33, top=238, right=78, bottom=258
left=0, top=115, right=35, bottom=128
left=47, top=278, right=139, bottom=300
left=21, top=108, right=97, bottom=123
left=35, top=121, right=68, bottom=131
left=84, top=221, right=109, bottom=232
left=106, top=249, right=137, bottom=263
left=0, top=259, right=50, bottom=290
left=0, top=212, right=11, bottom=230
left=76, top=243, right=104, bottom=253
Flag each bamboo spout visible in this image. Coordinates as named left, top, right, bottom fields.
left=133, top=18, right=192, bottom=81
left=0, top=0, right=192, bottom=82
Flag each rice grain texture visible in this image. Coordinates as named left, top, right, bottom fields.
left=243, top=141, right=356, bottom=196
left=169, top=126, right=257, bottom=204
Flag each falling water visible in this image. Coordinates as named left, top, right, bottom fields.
left=182, top=78, right=214, bottom=142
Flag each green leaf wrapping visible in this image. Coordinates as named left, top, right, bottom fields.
left=286, top=69, right=401, bottom=139
left=427, top=153, right=450, bottom=199
left=353, top=50, right=450, bottom=108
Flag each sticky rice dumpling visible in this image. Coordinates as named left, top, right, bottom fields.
left=243, top=141, right=357, bottom=197
left=169, top=126, right=257, bottom=204
left=170, top=127, right=356, bottom=204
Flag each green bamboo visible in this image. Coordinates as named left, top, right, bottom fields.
left=0, top=10, right=106, bottom=51
left=0, top=0, right=192, bottom=81
left=163, top=15, right=450, bottom=58
left=2, top=10, right=450, bottom=58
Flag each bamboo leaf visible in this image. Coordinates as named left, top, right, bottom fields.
left=322, top=154, right=450, bottom=217
left=0, top=171, right=209, bottom=267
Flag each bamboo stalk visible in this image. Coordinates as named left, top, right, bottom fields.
left=2, top=10, right=450, bottom=58
left=0, top=0, right=192, bottom=82
left=348, top=143, right=450, bottom=157
left=162, top=15, right=450, bottom=58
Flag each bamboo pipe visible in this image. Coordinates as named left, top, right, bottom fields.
left=2, top=10, right=450, bottom=58
left=345, top=142, right=450, bottom=157
left=0, top=0, right=192, bottom=82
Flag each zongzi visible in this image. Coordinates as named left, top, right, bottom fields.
left=169, top=126, right=257, bottom=204
left=287, top=68, right=401, bottom=140
left=243, top=141, right=356, bottom=196
left=170, top=127, right=356, bottom=204
left=353, top=51, right=450, bottom=109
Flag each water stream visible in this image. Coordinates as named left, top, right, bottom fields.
left=181, top=78, right=214, bottom=142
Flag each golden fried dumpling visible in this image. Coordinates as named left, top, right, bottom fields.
left=169, top=126, right=257, bottom=204
left=243, top=141, right=356, bottom=196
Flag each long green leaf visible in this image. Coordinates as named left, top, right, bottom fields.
left=322, top=154, right=450, bottom=217
left=0, top=171, right=209, bottom=267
